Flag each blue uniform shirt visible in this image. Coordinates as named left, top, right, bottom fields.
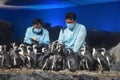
left=58, top=23, right=87, bottom=53
left=24, top=26, right=50, bottom=45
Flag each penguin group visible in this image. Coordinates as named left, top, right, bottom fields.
left=0, top=41, right=114, bottom=72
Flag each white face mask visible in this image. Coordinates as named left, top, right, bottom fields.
left=34, top=28, right=41, bottom=33
left=66, top=23, right=74, bottom=30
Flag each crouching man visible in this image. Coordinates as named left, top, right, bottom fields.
left=24, top=18, right=50, bottom=46
left=58, top=12, right=87, bottom=53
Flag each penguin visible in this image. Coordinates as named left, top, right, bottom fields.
left=24, top=46, right=32, bottom=69
left=0, top=45, right=4, bottom=68
left=65, top=48, right=77, bottom=72
left=99, top=48, right=113, bottom=67
left=92, top=48, right=109, bottom=71
left=52, top=44, right=65, bottom=71
left=77, top=44, right=95, bottom=71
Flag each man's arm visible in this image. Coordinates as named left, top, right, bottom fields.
left=42, top=30, right=50, bottom=45
left=24, top=28, right=32, bottom=44
left=37, top=29, right=50, bottom=45
left=58, top=29, right=64, bottom=44
left=73, top=25, right=87, bottom=53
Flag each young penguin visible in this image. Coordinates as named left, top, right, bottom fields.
left=24, top=46, right=32, bottom=69
left=52, top=44, right=65, bottom=71
left=100, top=48, right=113, bottom=67
left=65, top=48, right=78, bottom=72
left=79, top=45, right=95, bottom=71
left=0, top=45, right=4, bottom=68
left=92, top=48, right=109, bottom=71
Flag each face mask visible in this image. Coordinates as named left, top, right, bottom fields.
left=34, top=28, right=41, bottom=33
left=66, top=23, right=74, bottom=30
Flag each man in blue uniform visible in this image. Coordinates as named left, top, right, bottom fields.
left=58, top=12, right=87, bottom=53
left=24, top=18, right=50, bottom=46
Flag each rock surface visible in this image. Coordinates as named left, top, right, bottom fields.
left=0, top=69, right=120, bottom=80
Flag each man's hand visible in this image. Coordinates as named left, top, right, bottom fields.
left=31, top=37, right=38, bottom=41
left=31, top=37, right=39, bottom=45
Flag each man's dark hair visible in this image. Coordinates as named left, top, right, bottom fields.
left=65, top=12, right=76, bottom=20
left=32, top=18, right=43, bottom=25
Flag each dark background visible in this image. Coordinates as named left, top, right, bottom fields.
left=0, top=0, right=120, bottom=41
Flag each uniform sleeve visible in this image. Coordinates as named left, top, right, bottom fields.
left=73, top=25, right=87, bottom=53
left=44, top=30, right=50, bottom=45
left=58, top=29, right=64, bottom=44
left=40, top=29, right=50, bottom=45
left=24, top=28, right=32, bottom=44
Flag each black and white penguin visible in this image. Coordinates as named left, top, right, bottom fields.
left=52, top=44, right=65, bottom=71
left=92, top=48, right=109, bottom=71
left=99, top=48, right=113, bottom=67
left=78, top=44, right=95, bottom=71
left=0, top=45, right=4, bottom=68
left=65, top=48, right=78, bottom=72
left=24, top=46, right=32, bottom=68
